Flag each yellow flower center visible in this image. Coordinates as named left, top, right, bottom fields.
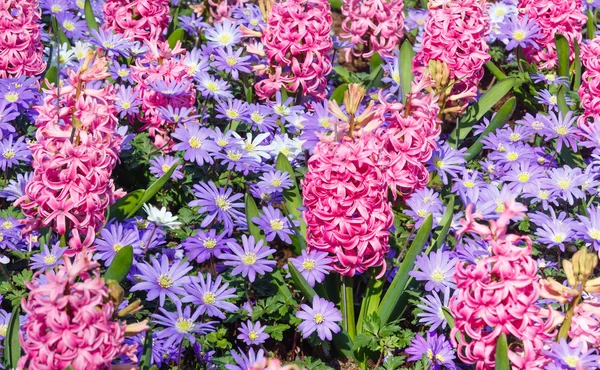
left=217, top=138, right=229, bottom=147
left=63, top=20, right=75, bottom=31
left=555, top=126, right=568, bottom=136
left=51, top=4, right=62, bottom=12
left=506, top=152, right=519, bottom=161
left=117, top=69, right=129, bottom=77
left=227, top=150, right=242, bottom=161
left=564, top=355, right=579, bottom=367
left=546, top=73, right=556, bottom=82
left=427, top=349, right=433, bottom=359
left=553, top=233, right=566, bottom=243
left=435, top=354, right=445, bottom=362
left=4, top=92, right=18, bottom=103
left=0, top=325, right=7, bottom=337
left=242, top=252, right=258, bottom=265
left=226, top=56, right=237, bottom=66
left=44, top=255, right=57, bottom=265
left=250, top=112, right=264, bottom=124
left=495, top=200, right=505, bottom=213
left=302, top=259, right=316, bottom=270
left=204, top=81, right=220, bottom=92
left=271, top=178, right=282, bottom=187
left=249, top=331, right=259, bottom=341
left=226, top=109, right=239, bottom=119
left=161, top=164, right=172, bottom=173
left=121, top=101, right=131, bottom=109
left=157, top=274, right=174, bottom=288
left=435, top=159, right=444, bottom=169
left=113, top=243, right=123, bottom=252
left=538, top=190, right=549, bottom=199
left=392, top=72, right=400, bottom=84
left=203, top=238, right=217, bottom=249
left=250, top=18, right=259, bottom=26
left=417, top=209, right=429, bottom=217
left=590, top=229, right=600, bottom=240
left=188, top=136, right=202, bottom=149
left=509, top=133, right=520, bottom=141
left=103, top=41, right=115, bottom=49
left=274, top=105, right=287, bottom=115
left=216, top=195, right=231, bottom=211
left=513, top=30, right=526, bottom=41
left=314, top=314, right=324, bottom=324
left=3, top=149, right=15, bottom=159
left=430, top=268, right=446, bottom=282
left=270, top=219, right=285, bottom=231
left=203, top=292, right=216, bottom=304
left=558, top=179, right=571, bottom=189
left=517, top=172, right=530, bottom=182
left=549, top=95, right=558, bottom=105
left=319, top=118, right=330, bottom=129
left=175, top=318, right=195, bottom=333
left=244, top=143, right=255, bottom=151
left=218, top=33, right=232, bottom=44
left=2, top=221, right=12, bottom=229
left=464, top=180, right=475, bottom=189
left=532, top=121, right=544, bottom=130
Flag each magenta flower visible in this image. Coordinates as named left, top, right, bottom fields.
left=220, top=235, right=276, bottom=282
left=102, top=0, right=170, bottom=42
left=296, top=296, right=342, bottom=341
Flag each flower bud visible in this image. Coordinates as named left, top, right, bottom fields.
left=106, top=279, right=124, bottom=307
left=118, top=299, right=143, bottom=318
left=344, top=84, right=366, bottom=116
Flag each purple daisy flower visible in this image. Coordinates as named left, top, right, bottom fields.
left=404, top=188, right=444, bottom=228
left=270, top=91, right=304, bottom=122
left=544, top=339, right=600, bottom=368
left=0, top=135, right=30, bottom=170
left=109, top=61, right=133, bottom=83
left=251, top=205, right=299, bottom=244
left=0, top=100, right=18, bottom=139
left=406, top=332, right=456, bottom=369
left=451, top=170, right=485, bottom=205
left=29, top=243, right=67, bottom=271
left=296, top=295, right=342, bottom=341
left=496, top=14, right=542, bottom=50
left=531, top=72, right=570, bottom=87
left=0, top=172, right=31, bottom=202
left=214, top=145, right=260, bottom=175
left=247, top=103, right=279, bottom=133
left=580, top=119, right=600, bottom=153
left=576, top=206, right=600, bottom=250
left=157, top=106, right=199, bottom=125
left=544, top=110, right=580, bottom=153
left=215, top=98, right=250, bottom=122
left=89, top=28, right=132, bottom=57
left=148, top=79, right=191, bottom=98
left=542, top=166, right=586, bottom=205
left=522, top=183, right=559, bottom=210
left=149, top=155, right=184, bottom=180
left=531, top=209, right=576, bottom=251
left=115, top=85, right=141, bottom=118
left=220, top=235, right=276, bottom=282
left=501, top=161, right=545, bottom=195
left=182, top=273, right=237, bottom=319
left=410, top=249, right=457, bottom=292
left=516, top=112, right=549, bottom=134
left=289, top=250, right=334, bottom=287
left=416, top=287, right=451, bottom=331
left=237, top=320, right=269, bottom=346
left=257, top=170, right=294, bottom=194
left=152, top=303, right=216, bottom=348
left=225, top=348, right=264, bottom=370
left=94, top=222, right=141, bottom=265
left=488, top=142, right=536, bottom=171
left=189, top=181, right=245, bottom=234
left=131, top=254, right=193, bottom=306
left=182, top=229, right=233, bottom=263
left=172, top=123, right=219, bottom=166
left=212, top=47, right=252, bottom=79
left=196, top=73, right=233, bottom=99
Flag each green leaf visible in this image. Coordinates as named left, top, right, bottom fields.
left=352, top=333, right=378, bottom=352
left=140, top=330, right=153, bottom=370
left=65, top=366, right=74, bottom=370
left=4, top=306, right=21, bottom=369
left=84, top=0, right=98, bottom=31
left=431, top=196, right=455, bottom=250
left=378, top=215, right=432, bottom=326
left=329, top=0, right=343, bottom=9
left=465, top=97, right=516, bottom=161
left=574, top=39, right=581, bottom=91
left=42, top=66, right=58, bottom=90
left=448, top=77, right=515, bottom=147
left=108, top=189, right=145, bottom=221
left=555, top=33, right=570, bottom=78
left=244, top=193, right=265, bottom=242
left=51, top=15, right=69, bottom=46
left=167, top=28, right=185, bottom=49
left=441, top=306, right=454, bottom=329
left=265, top=323, right=290, bottom=341
left=557, top=86, right=569, bottom=116
left=333, top=66, right=352, bottom=83
left=366, top=65, right=384, bottom=92
left=275, top=153, right=306, bottom=236
left=485, top=61, right=507, bottom=80
left=495, top=333, right=510, bottom=370
left=399, top=39, right=416, bottom=104
left=357, top=269, right=384, bottom=335
left=370, top=53, right=383, bottom=72
left=288, top=262, right=317, bottom=300
left=104, top=245, right=133, bottom=283
left=138, top=160, right=179, bottom=208
left=331, top=83, right=348, bottom=104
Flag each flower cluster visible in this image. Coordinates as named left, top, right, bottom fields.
left=413, top=0, right=490, bottom=104
left=449, top=203, right=559, bottom=369
left=340, top=0, right=404, bottom=58
left=18, top=54, right=123, bottom=251
left=0, top=0, right=45, bottom=78
left=578, top=36, right=600, bottom=127
left=19, top=250, right=146, bottom=370
left=102, top=0, right=170, bottom=43
left=256, top=0, right=333, bottom=100
left=518, top=0, right=587, bottom=69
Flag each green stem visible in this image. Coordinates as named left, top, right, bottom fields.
left=341, top=275, right=356, bottom=341
left=588, top=9, right=595, bottom=39
left=484, top=61, right=507, bottom=80
left=356, top=269, right=384, bottom=335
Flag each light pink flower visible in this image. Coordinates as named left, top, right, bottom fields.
left=569, top=299, right=600, bottom=348
left=256, top=0, right=333, bottom=100
left=341, top=0, right=404, bottom=58
left=0, top=0, right=45, bottom=78
left=102, top=0, right=170, bottom=43
left=18, top=250, right=143, bottom=370
left=251, top=358, right=301, bottom=370
left=518, top=0, right=587, bottom=70
left=413, top=0, right=490, bottom=101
